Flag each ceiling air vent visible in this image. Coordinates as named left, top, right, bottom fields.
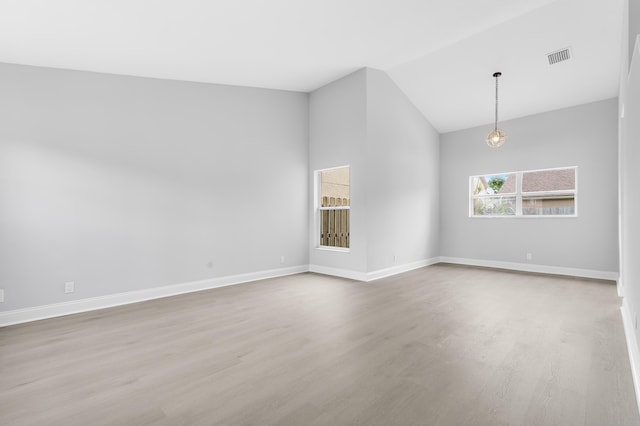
left=547, top=47, right=572, bottom=65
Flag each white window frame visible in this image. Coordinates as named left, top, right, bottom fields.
left=469, top=166, right=578, bottom=218
left=315, top=165, right=351, bottom=251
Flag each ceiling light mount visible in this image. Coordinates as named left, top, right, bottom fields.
left=486, top=71, right=506, bottom=148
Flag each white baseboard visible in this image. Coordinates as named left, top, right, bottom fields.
left=619, top=278, right=624, bottom=297
left=309, top=258, right=439, bottom=282
left=0, top=257, right=621, bottom=328
left=365, top=258, right=440, bottom=281
left=621, top=299, right=640, bottom=416
left=0, top=265, right=308, bottom=327
left=439, top=256, right=618, bottom=281
left=308, top=264, right=367, bottom=281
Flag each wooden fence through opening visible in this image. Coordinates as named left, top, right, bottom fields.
left=320, top=196, right=350, bottom=248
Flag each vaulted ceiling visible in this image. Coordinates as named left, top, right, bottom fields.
left=0, top=0, right=623, bottom=133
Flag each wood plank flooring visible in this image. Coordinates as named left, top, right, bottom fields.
left=1, top=264, right=638, bottom=425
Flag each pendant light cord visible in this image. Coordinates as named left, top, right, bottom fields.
left=486, top=71, right=505, bottom=147
left=494, top=74, right=499, bottom=131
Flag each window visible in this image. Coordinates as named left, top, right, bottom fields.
left=521, top=168, right=576, bottom=216
left=470, top=167, right=576, bottom=217
left=471, top=173, right=517, bottom=216
left=317, top=166, right=350, bottom=249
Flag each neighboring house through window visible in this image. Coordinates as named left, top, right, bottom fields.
left=470, top=166, right=577, bottom=217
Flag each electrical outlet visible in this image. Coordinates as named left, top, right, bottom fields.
left=0, top=289, right=4, bottom=303
left=526, top=253, right=532, bottom=261
left=280, top=255, right=285, bottom=264
left=207, top=261, right=214, bottom=268
left=64, top=281, right=75, bottom=294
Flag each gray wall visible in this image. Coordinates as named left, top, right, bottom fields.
left=0, top=63, right=309, bottom=311
left=440, top=99, right=619, bottom=273
left=308, top=69, right=368, bottom=273
left=0, top=59, right=623, bottom=314
left=365, top=69, right=440, bottom=271
left=621, top=21, right=640, bottom=361
left=630, top=0, right=640, bottom=66
left=308, top=68, right=439, bottom=275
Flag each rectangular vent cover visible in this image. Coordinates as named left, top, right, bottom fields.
left=547, top=47, right=572, bottom=65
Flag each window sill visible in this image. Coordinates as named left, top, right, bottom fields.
left=469, top=215, right=578, bottom=219
left=316, top=246, right=350, bottom=253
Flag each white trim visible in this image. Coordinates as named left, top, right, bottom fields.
left=0, top=265, right=308, bottom=327
left=309, top=258, right=440, bottom=282
left=308, top=264, right=367, bottom=281
left=314, top=165, right=351, bottom=249
left=471, top=165, right=579, bottom=180
left=319, top=206, right=350, bottom=211
left=516, top=171, right=523, bottom=215
left=521, top=189, right=577, bottom=196
left=469, top=214, right=577, bottom=219
left=365, top=258, right=440, bottom=281
left=315, top=246, right=350, bottom=253
left=316, top=164, right=351, bottom=173
left=621, top=299, right=640, bottom=416
left=618, top=277, right=624, bottom=298
left=439, top=256, right=618, bottom=281
left=1, top=259, right=621, bottom=327
left=470, top=166, right=578, bottom=218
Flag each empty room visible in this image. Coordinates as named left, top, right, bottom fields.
left=2, top=0, right=640, bottom=424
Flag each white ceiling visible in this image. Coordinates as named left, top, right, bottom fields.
left=389, top=0, right=625, bottom=132
left=0, top=0, right=624, bottom=133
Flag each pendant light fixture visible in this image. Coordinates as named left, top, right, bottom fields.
left=486, top=72, right=506, bottom=148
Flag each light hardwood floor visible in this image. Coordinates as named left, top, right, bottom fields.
left=1, top=264, right=638, bottom=425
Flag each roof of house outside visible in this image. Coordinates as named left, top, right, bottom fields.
left=498, top=174, right=516, bottom=194
left=522, top=168, right=575, bottom=192
left=475, top=167, right=576, bottom=195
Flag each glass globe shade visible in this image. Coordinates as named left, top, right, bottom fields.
left=486, top=129, right=506, bottom=148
